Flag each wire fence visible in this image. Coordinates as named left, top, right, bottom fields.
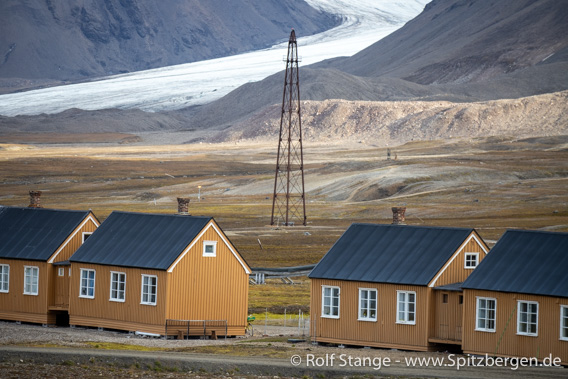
left=248, top=309, right=310, bottom=337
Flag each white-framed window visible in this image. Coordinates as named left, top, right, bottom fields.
left=203, top=241, right=217, bottom=257
left=141, top=275, right=157, bottom=305
left=0, top=264, right=9, bottom=293
left=58, top=267, right=65, bottom=277
left=321, top=285, right=340, bottom=319
left=476, top=297, right=496, bottom=332
left=517, top=300, right=538, bottom=336
left=561, top=305, right=568, bottom=341
left=397, top=291, right=416, bottom=324
left=82, top=232, right=93, bottom=243
left=358, top=288, right=377, bottom=321
left=79, top=269, right=96, bottom=298
left=23, top=266, right=39, bottom=295
left=109, top=271, right=126, bottom=302
left=464, top=253, right=479, bottom=269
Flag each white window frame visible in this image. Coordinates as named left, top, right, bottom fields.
left=396, top=291, right=416, bottom=325
left=109, top=271, right=126, bottom=302
left=358, top=288, right=377, bottom=321
left=561, top=305, right=568, bottom=341
left=141, top=275, right=158, bottom=306
left=517, top=300, right=538, bottom=336
left=23, top=266, right=39, bottom=295
left=0, top=264, right=9, bottom=293
left=79, top=269, right=96, bottom=299
left=464, top=252, right=479, bottom=269
left=203, top=241, right=217, bottom=257
left=321, top=285, right=340, bottom=319
left=475, top=297, right=497, bottom=332
left=82, top=232, right=93, bottom=243
left=58, top=267, right=65, bottom=277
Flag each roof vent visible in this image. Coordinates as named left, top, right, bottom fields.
left=392, top=206, right=406, bottom=225
left=177, top=197, right=190, bottom=215
left=28, top=191, right=43, bottom=208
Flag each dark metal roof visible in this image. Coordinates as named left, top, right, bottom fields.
left=309, top=223, right=475, bottom=286
left=462, top=229, right=568, bottom=298
left=0, top=206, right=92, bottom=261
left=70, top=211, right=211, bottom=270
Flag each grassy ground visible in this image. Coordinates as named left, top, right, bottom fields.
left=1, top=136, right=567, bottom=313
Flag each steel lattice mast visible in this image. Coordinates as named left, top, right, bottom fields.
left=270, top=29, right=306, bottom=226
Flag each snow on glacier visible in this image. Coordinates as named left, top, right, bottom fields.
left=0, top=0, right=428, bottom=117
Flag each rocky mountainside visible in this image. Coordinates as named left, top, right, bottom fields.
left=184, top=0, right=568, bottom=130
left=208, top=91, right=568, bottom=145
left=0, top=0, right=338, bottom=83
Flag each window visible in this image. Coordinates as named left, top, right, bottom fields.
left=82, top=232, right=93, bottom=243
left=0, top=264, right=9, bottom=293
left=203, top=241, right=217, bottom=257
left=459, top=295, right=463, bottom=305
left=110, top=272, right=126, bottom=302
left=358, top=288, right=377, bottom=321
left=321, top=286, right=340, bottom=318
left=58, top=267, right=64, bottom=277
left=79, top=269, right=95, bottom=298
left=517, top=301, right=538, bottom=336
left=561, top=306, right=568, bottom=341
left=476, top=297, right=496, bottom=332
left=465, top=253, right=479, bottom=269
left=141, top=275, right=157, bottom=305
left=442, top=293, right=449, bottom=304
left=23, top=266, right=39, bottom=295
left=397, top=291, right=416, bottom=324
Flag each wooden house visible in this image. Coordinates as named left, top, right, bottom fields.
left=68, top=210, right=250, bottom=337
left=461, top=230, right=568, bottom=365
left=309, top=220, right=489, bottom=351
left=0, top=205, right=99, bottom=325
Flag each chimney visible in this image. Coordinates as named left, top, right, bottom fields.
left=391, top=206, right=406, bottom=225
left=177, top=197, right=190, bottom=215
left=28, top=191, right=43, bottom=208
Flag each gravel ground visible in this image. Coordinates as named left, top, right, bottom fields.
left=1, top=321, right=567, bottom=378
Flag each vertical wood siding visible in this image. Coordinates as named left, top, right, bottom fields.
left=310, top=279, right=432, bottom=350
left=0, top=214, right=98, bottom=324
left=432, top=291, right=463, bottom=341
left=0, top=259, right=49, bottom=323
left=166, top=221, right=249, bottom=334
left=463, top=289, right=568, bottom=365
left=429, top=232, right=488, bottom=287
left=68, top=264, right=168, bottom=332
left=48, top=215, right=98, bottom=308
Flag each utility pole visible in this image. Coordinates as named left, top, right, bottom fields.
left=271, top=29, right=306, bottom=226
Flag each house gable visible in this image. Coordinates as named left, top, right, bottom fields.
left=47, top=213, right=100, bottom=264
left=167, top=219, right=250, bottom=274
left=428, top=231, right=489, bottom=288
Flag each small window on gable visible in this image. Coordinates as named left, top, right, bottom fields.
left=82, top=232, right=93, bottom=244
left=203, top=241, right=217, bottom=257
left=465, top=253, right=479, bottom=269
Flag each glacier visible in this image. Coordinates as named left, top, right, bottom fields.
left=0, top=0, right=428, bottom=117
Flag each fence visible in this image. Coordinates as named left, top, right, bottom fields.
left=248, top=309, right=310, bottom=337
left=165, top=319, right=227, bottom=340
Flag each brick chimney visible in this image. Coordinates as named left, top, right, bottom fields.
left=177, top=197, right=190, bottom=215
left=28, top=191, right=42, bottom=208
left=392, top=206, right=406, bottom=225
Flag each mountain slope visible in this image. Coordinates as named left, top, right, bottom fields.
left=183, top=0, right=568, bottom=130
left=323, top=0, right=568, bottom=84
left=0, top=0, right=338, bottom=82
